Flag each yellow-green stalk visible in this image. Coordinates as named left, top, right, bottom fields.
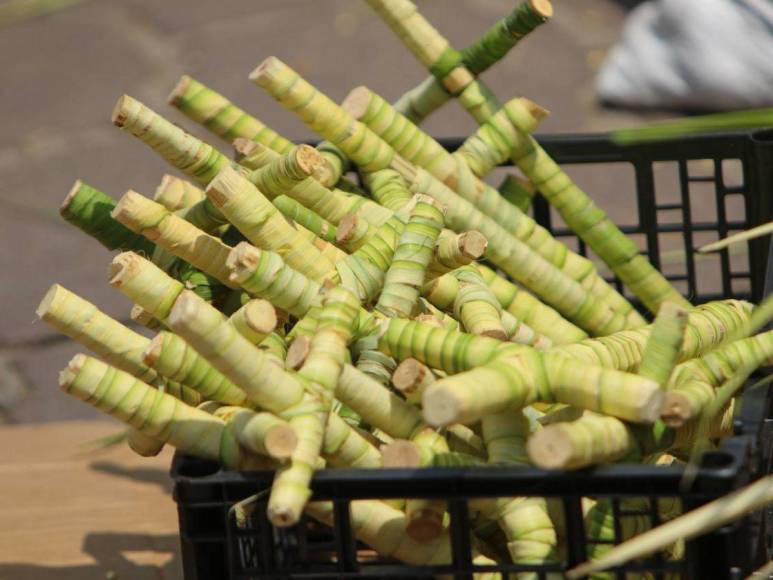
left=479, top=410, right=558, bottom=575
left=206, top=166, right=340, bottom=281
left=375, top=195, right=444, bottom=318
left=365, top=0, right=501, bottom=123
left=38, top=284, right=173, bottom=457
left=37, top=284, right=159, bottom=386
left=637, top=301, right=689, bottom=386
left=227, top=298, right=278, bottom=345
left=497, top=174, right=536, bottom=212
left=663, top=329, right=773, bottom=426
left=213, top=406, right=298, bottom=461
left=427, top=229, right=487, bottom=279
left=169, top=75, right=352, bottom=188
left=500, top=310, right=553, bottom=349
left=549, top=299, right=755, bottom=373
left=305, top=499, right=499, bottom=574
left=527, top=402, right=736, bottom=470
left=166, top=290, right=381, bottom=472
left=364, top=0, right=686, bottom=314
left=363, top=168, right=413, bottom=211
left=112, top=95, right=231, bottom=186
left=392, top=357, right=437, bottom=404
left=479, top=100, right=692, bottom=314
left=153, top=174, right=206, bottom=211
left=451, top=266, right=509, bottom=340
left=581, top=497, right=654, bottom=577
left=476, top=265, right=587, bottom=344
left=482, top=410, right=531, bottom=466
left=378, top=317, right=520, bottom=374
left=422, top=350, right=664, bottom=426
left=129, top=304, right=163, bottom=331
left=109, top=252, right=186, bottom=322
left=227, top=243, right=322, bottom=318
left=61, top=180, right=155, bottom=256
left=381, top=427, right=450, bottom=468
left=37, top=283, right=200, bottom=403
left=392, top=0, right=553, bottom=123
left=168, top=75, right=294, bottom=154
left=242, top=142, right=391, bottom=228
left=416, top=300, right=462, bottom=331
left=142, top=332, right=250, bottom=407
left=60, top=355, right=269, bottom=470
left=112, top=190, right=237, bottom=288
left=336, top=364, right=425, bottom=439
left=268, top=286, right=360, bottom=526
left=256, top=331, right=289, bottom=368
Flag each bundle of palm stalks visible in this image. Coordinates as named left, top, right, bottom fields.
left=38, top=0, right=772, bottom=576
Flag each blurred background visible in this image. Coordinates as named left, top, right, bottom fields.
left=2, top=0, right=677, bottom=425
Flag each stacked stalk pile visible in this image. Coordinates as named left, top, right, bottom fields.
left=40, top=0, right=771, bottom=577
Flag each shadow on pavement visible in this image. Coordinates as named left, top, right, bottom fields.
left=89, top=460, right=174, bottom=495
left=0, top=531, right=182, bottom=580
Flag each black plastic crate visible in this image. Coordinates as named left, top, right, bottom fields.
left=172, top=130, right=773, bottom=580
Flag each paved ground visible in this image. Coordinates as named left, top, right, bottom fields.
left=0, top=0, right=670, bottom=423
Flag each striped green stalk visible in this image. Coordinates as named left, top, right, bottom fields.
left=375, top=195, right=444, bottom=318
left=568, top=476, right=773, bottom=579
left=393, top=0, right=553, bottom=123
left=663, top=329, right=773, bottom=426
left=476, top=265, right=588, bottom=344
left=392, top=357, right=438, bottom=404
left=112, top=94, right=231, bottom=186
left=305, top=499, right=499, bottom=571
left=350, top=196, right=443, bottom=384
left=227, top=298, right=278, bottom=345
left=36, top=284, right=200, bottom=408
left=497, top=175, right=536, bottom=212
left=582, top=497, right=654, bottom=577
left=166, top=289, right=381, bottom=477
left=206, top=166, right=341, bottom=281
left=226, top=243, right=322, bottom=318
left=362, top=168, right=413, bottom=211
left=60, top=355, right=268, bottom=470
left=425, top=271, right=562, bottom=347
left=637, top=302, right=689, bottom=387
left=112, top=190, right=238, bottom=288
left=422, top=350, right=664, bottom=426
left=153, top=174, right=206, bottom=211
left=142, top=331, right=250, bottom=406
left=527, top=402, right=735, bottom=470
left=169, top=75, right=354, bottom=188
left=273, top=196, right=338, bottom=243
left=450, top=266, right=509, bottom=340
left=426, top=229, right=487, bottom=279
left=378, top=300, right=753, bottom=379
left=61, top=180, right=155, bottom=255
left=365, top=0, right=501, bottom=124
left=378, top=317, right=523, bottom=375
left=268, top=286, right=360, bottom=526
left=479, top=410, right=558, bottom=574
left=169, top=75, right=294, bottom=153
left=549, top=299, right=754, bottom=373
left=212, top=406, right=298, bottom=461
left=480, top=100, right=692, bottom=314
